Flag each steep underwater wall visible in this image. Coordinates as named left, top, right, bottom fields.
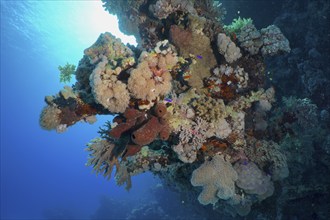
left=38, top=0, right=330, bottom=218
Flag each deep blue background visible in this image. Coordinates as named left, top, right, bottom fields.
left=0, top=1, right=158, bottom=219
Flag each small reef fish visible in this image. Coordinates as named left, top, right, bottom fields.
left=164, top=98, right=172, bottom=103
left=183, top=75, right=191, bottom=80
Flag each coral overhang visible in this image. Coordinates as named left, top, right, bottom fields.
left=39, top=0, right=293, bottom=217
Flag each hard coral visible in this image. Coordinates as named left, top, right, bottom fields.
left=172, top=117, right=210, bottom=163
left=237, top=23, right=263, bottom=55
left=245, top=137, right=289, bottom=181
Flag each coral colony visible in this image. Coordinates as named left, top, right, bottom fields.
left=40, top=0, right=292, bottom=217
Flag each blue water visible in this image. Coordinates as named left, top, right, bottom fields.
left=4, top=1, right=324, bottom=219
left=0, top=1, right=159, bottom=219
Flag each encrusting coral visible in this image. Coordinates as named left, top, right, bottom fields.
left=39, top=0, right=294, bottom=217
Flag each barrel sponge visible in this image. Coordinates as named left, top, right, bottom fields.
left=39, top=105, right=62, bottom=130
left=127, top=52, right=175, bottom=102
left=89, top=56, right=130, bottom=113
left=191, top=155, right=238, bottom=205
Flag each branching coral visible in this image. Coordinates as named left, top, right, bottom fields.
left=172, top=117, right=210, bottom=163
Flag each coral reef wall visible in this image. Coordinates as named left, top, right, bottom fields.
left=269, top=0, right=330, bottom=112
left=39, top=0, right=329, bottom=218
